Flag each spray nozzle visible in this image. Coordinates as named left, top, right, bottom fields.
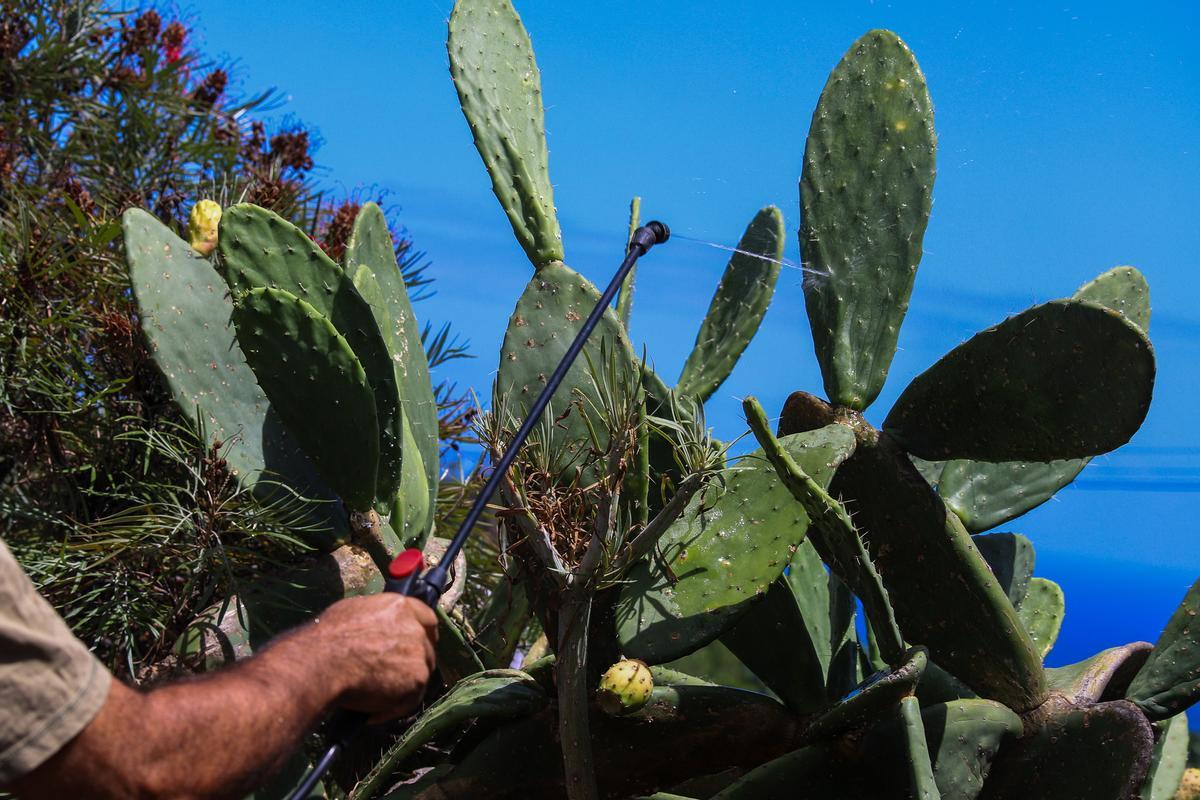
left=629, top=220, right=670, bottom=254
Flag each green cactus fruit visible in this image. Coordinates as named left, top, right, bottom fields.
left=497, top=260, right=638, bottom=467
left=231, top=287, right=380, bottom=512
left=346, top=203, right=440, bottom=541
left=719, top=539, right=855, bottom=713
left=122, top=209, right=345, bottom=547
left=219, top=204, right=404, bottom=512
left=616, top=196, right=641, bottom=329
left=676, top=206, right=785, bottom=403
left=597, top=659, right=654, bottom=716
left=813, top=413, right=1046, bottom=711
left=1016, top=577, right=1064, bottom=660
left=802, top=646, right=928, bottom=743
left=1127, top=578, right=1200, bottom=721
left=800, top=29, right=936, bottom=411
left=1178, top=769, right=1200, bottom=800
left=979, top=700, right=1154, bottom=800
left=353, top=669, right=548, bottom=800
left=1045, top=642, right=1152, bottom=704
left=1142, top=714, right=1190, bottom=800
left=884, top=300, right=1155, bottom=462
left=448, top=0, right=563, bottom=269
left=973, top=533, right=1035, bottom=607
left=614, top=424, right=856, bottom=664
left=187, top=199, right=221, bottom=256
left=924, top=266, right=1152, bottom=533
left=742, top=396, right=904, bottom=667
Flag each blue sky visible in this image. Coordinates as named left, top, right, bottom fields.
left=194, top=2, right=1199, bottom=676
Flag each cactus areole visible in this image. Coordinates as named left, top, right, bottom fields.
left=286, top=221, right=671, bottom=800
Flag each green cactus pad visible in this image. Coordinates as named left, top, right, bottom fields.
left=448, top=0, right=563, bottom=268
left=973, top=533, right=1035, bottom=607
left=1017, top=577, right=1064, bottom=660
left=709, top=743, right=841, bottom=799
left=822, top=428, right=1046, bottom=711
left=719, top=539, right=853, bottom=713
left=1045, top=642, right=1152, bottom=705
left=743, top=397, right=904, bottom=666
left=979, top=700, right=1154, bottom=800
left=1127, top=578, right=1200, bottom=721
left=896, top=696, right=940, bottom=800
left=940, top=459, right=1088, bottom=535
left=1141, top=714, right=1189, bottom=800
left=884, top=300, right=1155, bottom=462
left=1077, top=265, right=1152, bottom=333
left=925, top=267, right=1152, bottom=533
left=662, top=640, right=770, bottom=696
left=219, top=204, right=403, bottom=510
left=614, top=425, right=856, bottom=664
left=122, top=209, right=346, bottom=547
left=802, top=647, right=928, bottom=742
left=354, top=669, right=547, bottom=800
left=497, top=260, right=638, bottom=463
left=616, top=196, right=641, bottom=329
left=348, top=266, right=430, bottom=546
left=346, top=203, right=439, bottom=538
left=800, top=29, right=936, bottom=411
left=402, top=684, right=797, bottom=799
left=921, top=700, right=1022, bottom=800
left=231, top=288, right=379, bottom=511
left=676, top=206, right=784, bottom=402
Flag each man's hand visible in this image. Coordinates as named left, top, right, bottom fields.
left=307, top=594, right=439, bottom=721
left=10, top=592, right=440, bottom=800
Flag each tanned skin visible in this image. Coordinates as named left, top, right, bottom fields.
left=7, top=593, right=438, bottom=800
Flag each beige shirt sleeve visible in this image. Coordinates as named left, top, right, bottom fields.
left=0, top=539, right=112, bottom=783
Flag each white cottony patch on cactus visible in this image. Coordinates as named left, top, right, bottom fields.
left=188, top=199, right=222, bottom=256
left=596, top=659, right=653, bottom=716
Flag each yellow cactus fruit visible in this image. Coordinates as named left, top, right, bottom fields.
left=596, top=658, right=653, bottom=716
left=1176, top=768, right=1200, bottom=800
left=188, top=199, right=222, bottom=256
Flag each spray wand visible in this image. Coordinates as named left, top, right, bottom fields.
left=286, top=220, right=671, bottom=799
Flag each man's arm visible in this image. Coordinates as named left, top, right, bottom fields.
left=9, top=593, right=438, bottom=800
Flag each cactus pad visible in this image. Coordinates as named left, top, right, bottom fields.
left=676, top=206, right=784, bottom=402
left=497, top=260, right=638, bottom=460
left=231, top=287, right=379, bottom=511
left=448, top=0, right=563, bottom=268
left=884, top=300, right=1155, bottom=462
left=800, top=29, right=936, bottom=410
left=122, top=209, right=344, bottom=545
left=346, top=203, right=439, bottom=536
left=1127, top=579, right=1200, bottom=721
left=801, top=647, right=928, bottom=742
left=925, top=266, right=1152, bottom=533
left=1045, top=642, right=1152, bottom=705
left=973, top=533, right=1035, bottom=607
left=980, top=700, right=1154, bottom=800
left=823, top=429, right=1047, bottom=711
left=614, top=425, right=856, bottom=664
left=719, top=539, right=854, bottom=713
left=354, top=669, right=548, bottom=799
left=219, top=204, right=404, bottom=511
left=921, top=699, right=1022, bottom=800
left=1141, top=714, right=1189, bottom=800
left=1017, top=577, right=1064, bottom=660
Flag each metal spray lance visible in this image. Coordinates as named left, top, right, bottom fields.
left=286, top=220, right=671, bottom=800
